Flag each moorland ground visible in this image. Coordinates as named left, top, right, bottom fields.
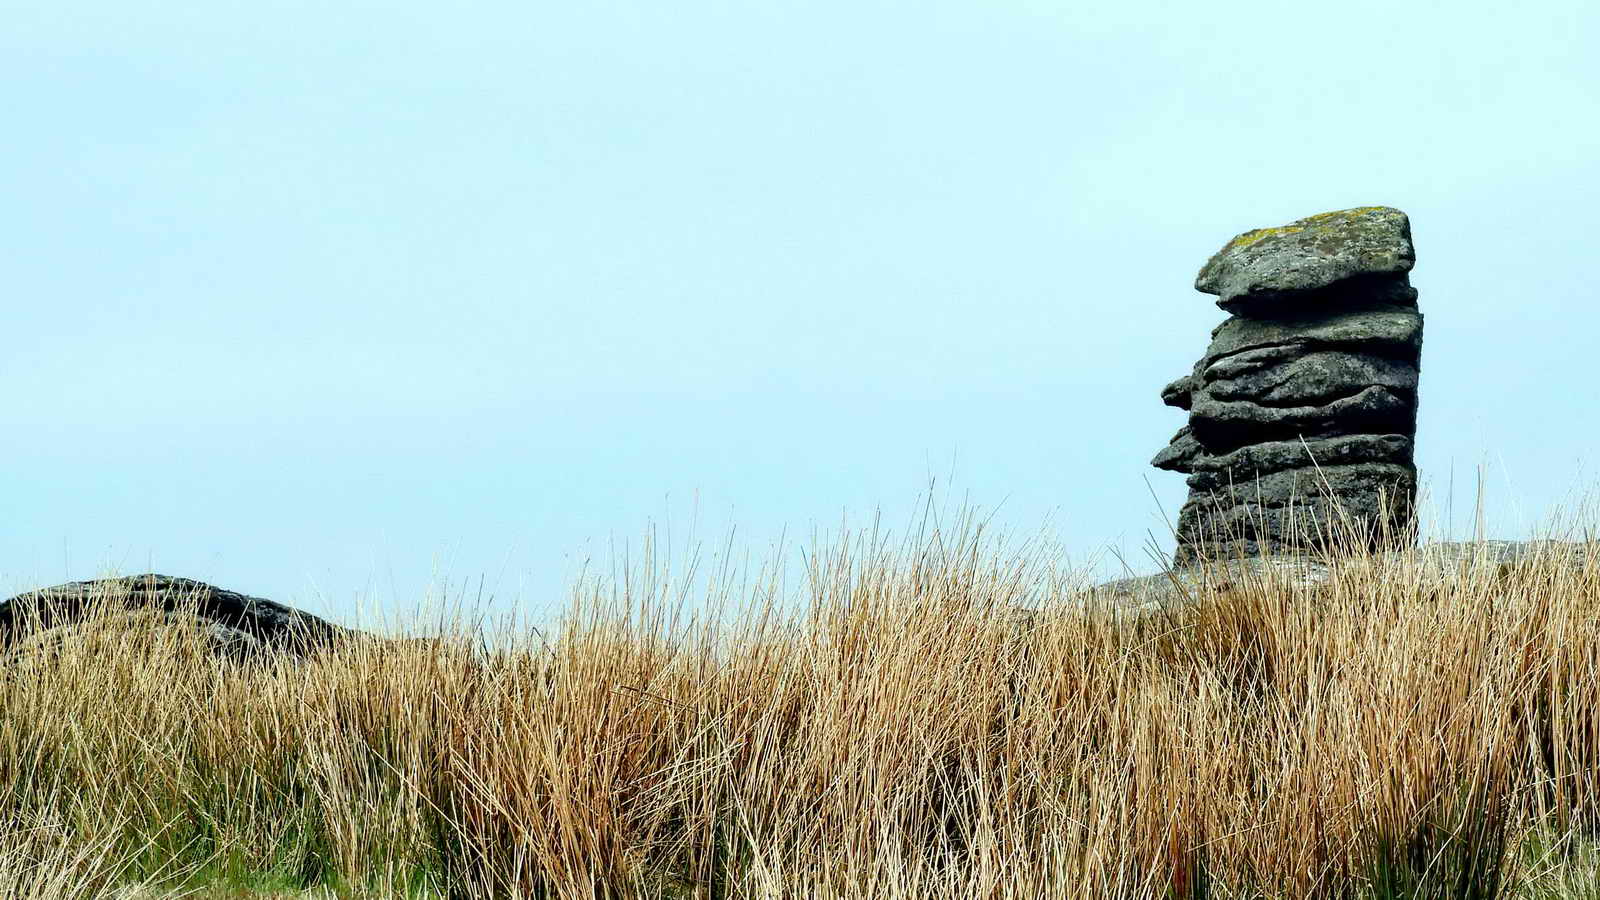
left=5, top=499, right=1600, bottom=899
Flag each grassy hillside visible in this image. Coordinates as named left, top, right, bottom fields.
left=4, top=506, right=1600, bottom=899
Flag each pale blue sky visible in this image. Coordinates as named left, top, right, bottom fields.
left=5, top=0, right=1598, bottom=632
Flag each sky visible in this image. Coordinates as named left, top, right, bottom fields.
left=5, top=0, right=1598, bottom=634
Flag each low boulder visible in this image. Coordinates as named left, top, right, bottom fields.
left=0, top=573, right=363, bottom=669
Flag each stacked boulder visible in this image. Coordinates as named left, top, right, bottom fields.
left=1153, top=206, right=1423, bottom=565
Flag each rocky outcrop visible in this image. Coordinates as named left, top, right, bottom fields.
left=1073, top=541, right=1599, bottom=624
left=1153, top=207, right=1422, bottom=565
left=0, top=573, right=361, bottom=670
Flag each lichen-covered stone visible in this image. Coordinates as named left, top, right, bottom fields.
left=1203, top=303, right=1422, bottom=369
left=1185, top=433, right=1412, bottom=479
left=1195, top=207, right=1415, bottom=314
left=1189, top=384, right=1414, bottom=449
left=1155, top=206, right=1422, bottom=566
left=1161, top=375, right=1196, bottom=410
left=1201, top=345, right=1303, bottom=381
left=1182, top=460, right=1415, bottom=503
left=1174, top=463, right=1416, bottom=565
left=1151, top=425, right=1203, bottom=472
left=1203, top=350, right=1417, bottom=406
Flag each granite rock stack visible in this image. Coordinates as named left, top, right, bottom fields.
left=1153, top=207, right=1422, bottom=565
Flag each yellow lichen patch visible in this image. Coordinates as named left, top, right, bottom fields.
left=1223, top=207, right=1394, bottom=254
left=1225, top=224, right=1305, bottom=252
left=1300, top=206, right=1390, bottom=224
left=1295, top=207, right=1395, bottom=232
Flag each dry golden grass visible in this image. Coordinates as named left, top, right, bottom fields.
left=3, top=502, right=1600, bottom=899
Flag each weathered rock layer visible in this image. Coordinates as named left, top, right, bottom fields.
left=1154, top=207, right=1422, bottom=565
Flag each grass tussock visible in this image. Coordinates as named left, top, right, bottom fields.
left=4, top=499, right=1600, bottom=899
